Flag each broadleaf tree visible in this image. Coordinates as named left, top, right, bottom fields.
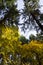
left=0, top=0, right=20, bottom=65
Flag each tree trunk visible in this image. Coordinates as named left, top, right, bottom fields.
left=31, top=13, right=43, bottom=31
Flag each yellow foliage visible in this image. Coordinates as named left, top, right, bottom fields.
left=0, top=26, right=21, bottom=65
left=17, top=40, right=43, bottom=65
left=0, top=26, right=43, bottom=65
left=2, top=26, right=19, bottom=41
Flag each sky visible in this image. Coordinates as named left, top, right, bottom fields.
left=39, top=0, right=43, bottom=13
left=17, top=0, right=43, bottom=39
left=17, top=0, right=24, bottom=10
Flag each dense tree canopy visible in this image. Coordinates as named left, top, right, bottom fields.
left=0, top=0, right=43, bottom=65
left=17, top=40, right=43, bottom=65
left=0, top=0, right=19, bottom=26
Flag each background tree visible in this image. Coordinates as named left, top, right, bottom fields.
left=29, top=33, right=43, bottom=42
left=29, top=34, right=36, bottom=41
left=19, top=35, right=29, bottom=45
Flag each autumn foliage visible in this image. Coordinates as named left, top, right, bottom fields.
left=0, top=26, right=43, bottom=65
